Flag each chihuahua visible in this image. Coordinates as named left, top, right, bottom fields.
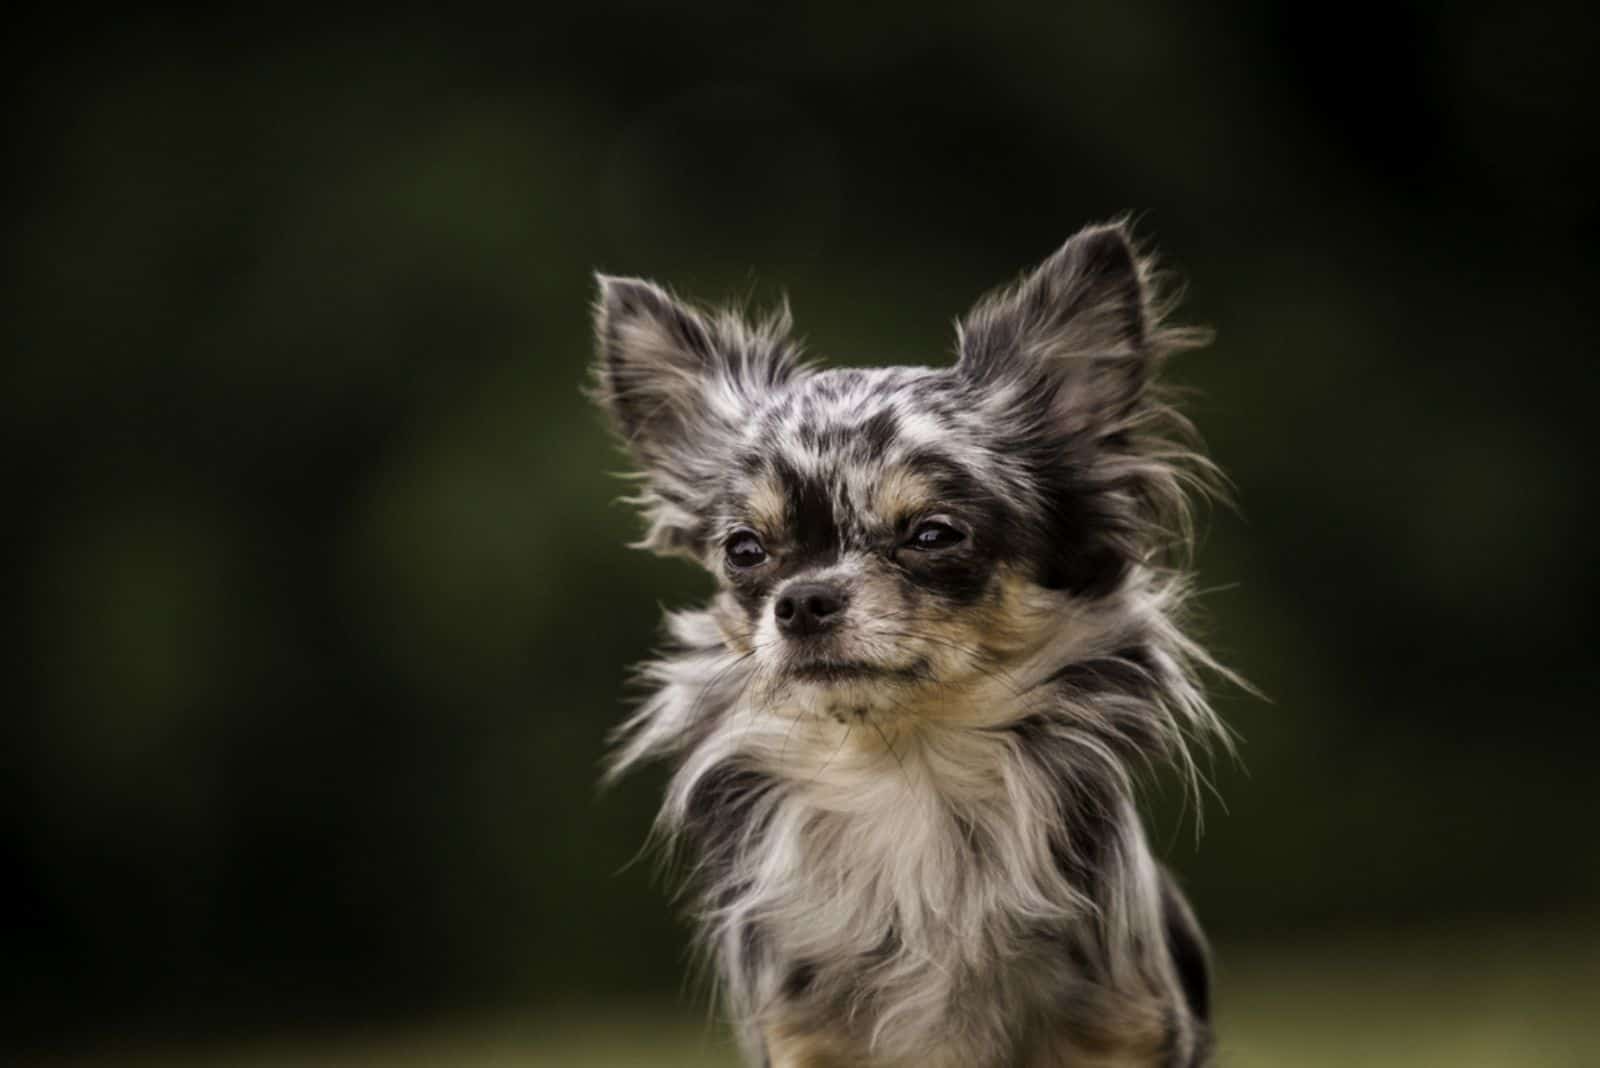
left=590, top=221, right=1232, bottom=1067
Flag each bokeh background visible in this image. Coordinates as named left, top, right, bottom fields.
left=8, top=5, right=1597, bottom=1065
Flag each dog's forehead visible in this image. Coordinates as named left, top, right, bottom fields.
left=754, top=367, right=967, bottom=461
left=733, top=367, right=1014, bottom=530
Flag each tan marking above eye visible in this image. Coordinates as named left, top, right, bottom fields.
left=746, top=476, right=787, bottom=533
left=875, top=467, right=937, bottom=525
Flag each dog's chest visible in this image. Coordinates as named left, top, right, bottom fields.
left=743, top=757, right=1072, bottom=1060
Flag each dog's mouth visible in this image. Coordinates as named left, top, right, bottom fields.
left=786, top=658, right=931, bottom=685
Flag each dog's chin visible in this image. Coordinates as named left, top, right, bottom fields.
left=781, top=656, right=932, bottom=691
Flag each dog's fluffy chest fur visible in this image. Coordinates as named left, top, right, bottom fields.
left=726, top=729, right=1082, bottom=1062
left=675, top=659, right=1185, bottom=1067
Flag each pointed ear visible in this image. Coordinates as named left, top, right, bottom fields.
left=589, top=273, right=801, bottom=556
left=957, top=222, right=1174, bottom=436
left=591, top=275, right=717, bottom=462
left=591, top=274, right=801, bottom=459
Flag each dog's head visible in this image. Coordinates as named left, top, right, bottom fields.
left=590, top=222, right=1209, bottom=725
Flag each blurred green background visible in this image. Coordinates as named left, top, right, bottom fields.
left=7, top=5, right=1598, bottom=1064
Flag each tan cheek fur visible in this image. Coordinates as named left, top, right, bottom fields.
left=852, top=566, right=1064, bottom=722
left=728, top=567, right=1071, bottom=774
left=712, top=591, right=758, bottom=654
left=939, top=566, right=1063, bottom=664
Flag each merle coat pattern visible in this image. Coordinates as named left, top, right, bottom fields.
left=590, top=222, right=1231, bottom=1067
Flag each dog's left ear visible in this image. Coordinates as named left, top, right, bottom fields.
left=956, top=221, right=1173, bottom=437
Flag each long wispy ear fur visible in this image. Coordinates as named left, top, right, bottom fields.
left=957, top=220, right=1194, bottom=421
left=589, top=275, right=804, bottom=557
left=958, top=221, right=1218, bottom=581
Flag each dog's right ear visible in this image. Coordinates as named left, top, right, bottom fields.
left=589, top=274, right=801, bottom=556
left=592, top=276, right=716, bottom=463
left=591, top=275, right=798, bottom=461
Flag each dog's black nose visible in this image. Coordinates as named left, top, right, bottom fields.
left=775, top=582, right=848, bottom=638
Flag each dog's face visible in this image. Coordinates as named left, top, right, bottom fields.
left=592, top=224, right=1199, bottom=724
left=687, top=365, right=1066, bottom=722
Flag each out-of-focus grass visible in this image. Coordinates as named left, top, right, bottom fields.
left=1218, top=925, right=1599, bottom=1067
left=32, top=926, right=1599, bottom=1067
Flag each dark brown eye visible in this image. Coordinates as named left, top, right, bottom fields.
left=725, top=530, right=769, bottom=568
left=908, top=519, right=965, bottom=551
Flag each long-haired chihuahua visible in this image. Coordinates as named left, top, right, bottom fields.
left=590, top=221, right=1233, bottom=1067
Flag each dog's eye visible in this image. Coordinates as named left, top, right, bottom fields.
left=725, top=530, right=769, bottom=568
left=908, top=519, right=965, bottom=551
